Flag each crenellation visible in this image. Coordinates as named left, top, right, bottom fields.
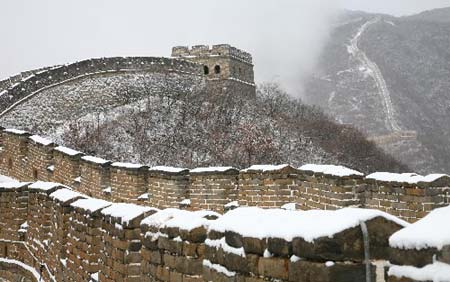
left=52, top=147, right=84, bottom=188
left=1, top=128, right=450, bottom=224
left=79, top=156, right=111, bottom=199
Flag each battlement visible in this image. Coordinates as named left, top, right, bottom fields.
left=1, top=128, right=449, bottom=222
left=172, top=44, right=253, bottom=65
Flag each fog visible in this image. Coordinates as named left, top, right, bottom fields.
left=0, top=0, right=448, bottom=95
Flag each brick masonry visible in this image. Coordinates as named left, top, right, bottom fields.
left=0, top=182, right=410, bottom=282
left=1, top=129, right=449, bottom=223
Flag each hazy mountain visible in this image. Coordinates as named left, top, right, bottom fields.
left=304, top=7, right=450, bottom=174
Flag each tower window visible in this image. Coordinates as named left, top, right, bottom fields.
left=204, top=66, right=209, bottom=75
left=214, top=65, right=221, bottom=74
left=8, top=158, right=12, bottom=169
left=33, top=169, right=38, bottom=180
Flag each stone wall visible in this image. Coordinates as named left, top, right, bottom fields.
left=0, top=57, right=202, bottom=114
left=364, top=178, right=449, bottom=222
left=0, top=180, right=448, bottom=282
left=147, top=168, right=190, bottom=209
left=51, top=147, right=84, bottom=188
left=0, top=129, right=449, bottom=223
left=0, top=182, right=412, bottom=282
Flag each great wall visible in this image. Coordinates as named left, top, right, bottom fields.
left=0, top=127, right=449, bottom=282
left=0, top=45, right=449, bottom=281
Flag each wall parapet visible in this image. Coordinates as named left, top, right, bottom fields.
left=1, top=128, right=450, bottom=223
left=0, top=56, right=203, bottom=116
left=0, top=179, right=416, bottom=281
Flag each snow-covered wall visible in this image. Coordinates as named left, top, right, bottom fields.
left=0, top=57, right=202, bottom=114
left=0, top=180, right=408, bottom=282
left=1, top=128, right=449, bottom=222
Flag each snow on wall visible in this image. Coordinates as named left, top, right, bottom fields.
left=1, top=128, right=450, bottom=223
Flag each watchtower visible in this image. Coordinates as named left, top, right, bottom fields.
left=172, top=44, right=256, bottom=97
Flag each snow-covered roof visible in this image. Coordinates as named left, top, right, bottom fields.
left=149, top=166, right=188, bottom=173
left=241, top=164, right=291, bottom=172
left=190, top=166, right=237, bottom=174
left=299, top=164, right=363, bottom=177
left=111, top=162, right=145, bottom=169
left=54, top=146, right=83, bottom=157
left=50, top=188, right=86, bottom=203
left=366, top=172, right=449, bottom=184
left=71, top=198, right=111, bottom=213
left=29, top=181, right=62, bottom=192
left=141, top=208, right=220, bottom=231
left=3, top=128, right=28, bottom=135
left=81, top=156, right=110, bottom=165
left=29, top=135, right=54, bottom=146
left=209, top=207, right=408, bottom=242
left=100, top=203, right=155, bottom=225
left=389, top=261, right=450, bottom=282
left=389, top=205, right=450, bottom=251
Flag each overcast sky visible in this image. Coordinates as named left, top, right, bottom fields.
left=1, top=0, right=449, bottom=93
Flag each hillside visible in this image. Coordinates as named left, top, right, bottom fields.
left=0, top=61, right=405, bottom=173
left=304, top=8, right=450, bottom=174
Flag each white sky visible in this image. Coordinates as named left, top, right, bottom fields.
left=0, top=0, right=449, bottom=92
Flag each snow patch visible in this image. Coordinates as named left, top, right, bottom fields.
left=29, top=135, right=53, bottom=146
left=138, top=193, right=149, bottom=200
left=389, top=261, right=450, bottom=281
left=141, top=208, right=219, bottom=232
left=82, top=156, right=110, bottom=165
left=242, top=164, right=290, bottom=172
left=29, top=181, right=62, bottom=191
left=3, top=128, right=27, bottom=135
left=111, top=162, right=144, bottom=169
left=100, top=203, right=153, bottom=224
left=209, top=207, right=407, bottom=242
left=55, top=146, right=83, bottom=156
left=224, top=201, right=239, bottom=208
left=50, top=188, right=85, bottom=203
left=71, top=198, right=111, bottom=213
left=149, top=166, right=188, bottom=173
left=390, top=205, right=450, bottom=251
left=205, top=237, right=246, bottom=257
left=180, top=199, right=191, bottom=205
left=299, top=164, right=363, bottom=177
left=190, top=166, right=236, bottom=173
left=203, top=259, right=236, bottom=277
left=0, top=175, right=18, bottom=183
left=366, top=172, right=448, bottom=184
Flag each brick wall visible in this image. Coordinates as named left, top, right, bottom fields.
left=110, top=163, right=148, bottom=204
left=0, top=183, right=29, bottom=241
left=52, top=147, right=83, bottom=187
left=239, top=166, right=300, bottom=208
left=79, top=156, right=111, bottom=199
left=1, top=129, right=450, bottom=223
left=0, top=130, right=30, bottom=180
left=364, top=178, right=449, bottom=222
left=25, top=138, right=55, bottom=182
left=147, top=168, right=189, bottom=209
left=1, top=181, right=447, bottom=282
left=189, top=168, right=239, bottom=213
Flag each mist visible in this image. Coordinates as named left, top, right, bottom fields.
left=0, top=0, right=340, bottom=96
left=1, top=1, right=448, bottom=96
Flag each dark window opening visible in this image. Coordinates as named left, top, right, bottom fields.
left=215, top=65, right=221, bottom=74
left=33, top=169, right=38, bottom=180
left=8, top=158, right=12, bottom=169
left=204, top=66, right=209, bottom=75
